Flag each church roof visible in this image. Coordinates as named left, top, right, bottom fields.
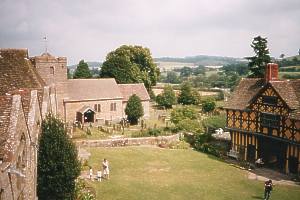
left=65, top=79, right=123, bottom=101
left=224, top=78, right=300, bottom=120
left=118, top=83, right=150, bottom=101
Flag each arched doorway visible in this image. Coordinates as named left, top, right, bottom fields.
left=77, top=106, right=96, bottom=124
left=84, top=109, right=95, bottom=123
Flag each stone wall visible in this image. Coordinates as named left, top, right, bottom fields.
left=64, top=99, right=124, bottom=123
left=74, top=134, right=179, bottom=148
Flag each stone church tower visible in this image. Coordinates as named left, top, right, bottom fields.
left=31, top=52, right=67, bottom=118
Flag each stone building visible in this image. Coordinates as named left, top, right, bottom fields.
left=0, top=49, right=55, bottom=200
left=0, top=48, right=150, bottom=199
left=32, top=52, right=150, bottom=124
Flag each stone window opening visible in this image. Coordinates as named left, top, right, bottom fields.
left=50, top=66, right=55, bottom=75
left=94, top=104, right=101, bottom=112
left=110, top=103, right=117, bottom=111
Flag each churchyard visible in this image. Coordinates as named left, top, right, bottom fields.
left=82, top=146, right=300, bottom=200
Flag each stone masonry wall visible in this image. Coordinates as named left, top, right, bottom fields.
left=74, top=134, right=179, bottom=148
left=65, top=99, right=124, bottom=123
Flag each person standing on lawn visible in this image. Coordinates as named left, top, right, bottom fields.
left=264, top=179, right=273, bottom=200
left=89, top=166, right=93, bottom=180
left=102, top=158, right=110, bottom=179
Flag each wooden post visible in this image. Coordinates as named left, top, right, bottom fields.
left=285, top=145, right=290, bottom=174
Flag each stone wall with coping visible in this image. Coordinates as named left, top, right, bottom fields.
left=75, top=134, right=180, bottom=148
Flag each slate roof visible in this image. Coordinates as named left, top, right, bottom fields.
left=65, top=79, right=123, bottom=101
left=0, top=49, right=44, bottom=95
left=118, top=83, right=150, bottom=101
left=224, top=78, right=300, bottom=120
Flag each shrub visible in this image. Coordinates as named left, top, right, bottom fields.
left=202, top=114, right=226, bottom=133
left=177, top=119, right=203, bottom=133
left=168, top=140, right=190, bottom=149
left=75, top=179, right=96, bottom=200
left=170, top=106, right=198, bottom=124
left=131, top=128, right=170, bottom=137
left=202, top=99, right=216, bottom=113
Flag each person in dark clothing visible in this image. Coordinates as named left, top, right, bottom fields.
left=264, top=179, right=273, bottom=200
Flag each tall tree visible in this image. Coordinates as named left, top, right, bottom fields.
left=245, top=36, right=271, bottom=78
left=178, top=82, right=200, bottom=105
left=37, top=115, right=81, bottom=200
left=125, top=94, right=144, bottom=125
left=156, top=85, right=177, bottom=109
left=73, top=60, right=92, bottom=79
left=100, top=45, right=160, bottom=90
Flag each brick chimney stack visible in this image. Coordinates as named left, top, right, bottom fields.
left=265, top=63, right=279, bottom=82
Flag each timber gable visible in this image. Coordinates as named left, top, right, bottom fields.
left=225, top=63, right=300, bottom=174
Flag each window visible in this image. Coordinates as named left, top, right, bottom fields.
left=110, top=103, right=117, bottom=111
left=262, top=96, right=277, bottom=105
left=50, top=66, right=54, bottom=75
left=94, top=104, right=101, bottom=112
left=261, top=113, right=280, bottom=128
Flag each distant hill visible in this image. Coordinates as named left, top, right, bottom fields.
left=68, top=61, right=102, bottom=70
left=154, top=55, right=245, bottom=66
left=284, top=55, right=300, bottom=61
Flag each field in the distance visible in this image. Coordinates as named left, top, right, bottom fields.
left=85, top=147, right=300, bottom=200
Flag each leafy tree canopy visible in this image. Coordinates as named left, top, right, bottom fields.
left=156, top=85, right=177, bottom=109
left=73, top=59, right=92, bottom=79
left=163, top=71, right=181, bottom=84
left=178, top=82, right=200, bottom=105
left=245, top=36, right=271, bottom=78
left=170, top=106, right=198, bottom=124
left=202, top=99, right=216, bottom=113
left=100, top=45, right=160, bottom=90
left=125, top=94, right=144, bottom=125
left=37, top=115, right=81, bottom=200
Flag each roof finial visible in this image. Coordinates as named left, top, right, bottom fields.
left=43, top=36, right=48, bottom=53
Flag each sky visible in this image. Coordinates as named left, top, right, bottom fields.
left=0, top=0, right=299, bottom=65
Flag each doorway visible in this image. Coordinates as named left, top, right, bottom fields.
left=84, top=109, right=95, bottom=123
left=257, top=136, right=287, bottom=171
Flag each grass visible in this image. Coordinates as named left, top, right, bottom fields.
left=85, top=147, right=300, bottom=200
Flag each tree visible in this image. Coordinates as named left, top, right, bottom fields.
left=100, top=45, right=160, bottom=91
left=73, top=60, right=92, bottom=79
left=178, top=82, right=200, bottom=105
left=180, top=66, right=193, bottom=77
left=170, top=106, right=198, bottom=124
left=245, top=36, right=271, bottom=78
left=37, top=115, right=81, bottom=200
left=202, top=99, right=216, bottom=113
left=156, top=85, right=177, bottom=109
left=165, top=71, right=181, bottom=84
left=125, top=94, right=144, bottom=125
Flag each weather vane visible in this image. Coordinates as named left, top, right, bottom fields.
left=43, top=36, right=48, bottom=53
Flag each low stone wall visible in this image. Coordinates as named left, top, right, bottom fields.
left=75, top=134, right=180, bottom=148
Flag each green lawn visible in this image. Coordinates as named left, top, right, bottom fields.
left=85, top=147, right=300, bottom=200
